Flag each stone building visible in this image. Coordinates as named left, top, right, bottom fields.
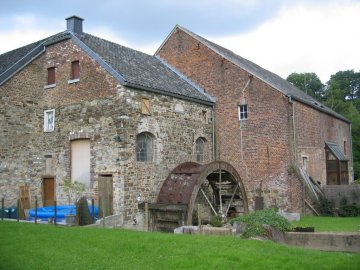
left=156, top=25, right=353, bottom=213
left=0, top=18, right=353, bottom=227
left=0, top=17, right=214, bottom=225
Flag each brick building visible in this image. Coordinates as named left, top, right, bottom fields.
left=156, top=25, right=353, bottom=212
left=0, top=17, right=215, bottom=226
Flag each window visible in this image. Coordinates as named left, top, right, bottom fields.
left=44, top=109, right=55, bottom=132
left=141, top=98, right=151, bottom=115
left=196, top=137, right=206, bottom=162
left=302, top=156, right=308, bottom=173
left=47, top=67, right=55, bottom=85
left=201, top=110, right=207, bottom=123
left=136, top=132, right=154, bottom=162
left=71, top=61, right=80, bottom=80
left=238, top=105, right=248, bottom=120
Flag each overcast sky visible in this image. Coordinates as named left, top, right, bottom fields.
left=1, top=0, right=359, bottom=83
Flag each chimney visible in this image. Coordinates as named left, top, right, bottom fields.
left=66, top=15, right=84, bottom=34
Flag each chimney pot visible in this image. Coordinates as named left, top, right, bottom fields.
left=66, top=16, right=84, bottom=34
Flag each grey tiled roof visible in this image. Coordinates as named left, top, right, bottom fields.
left=0, top=31, right=214, bottom=105
left=173, top=25, right=349, bottom=122
left=75, top=33, right=213, bottom=104
left=325, top=141, right=348, bottom=161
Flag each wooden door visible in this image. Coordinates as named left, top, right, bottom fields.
left=43, top=178, right=55, bottom=206
left=98, top=175, right=113, bottom=217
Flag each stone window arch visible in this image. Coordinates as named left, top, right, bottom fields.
left=136, top=132, right=155, bottom=162
left=196, top=137, right=207, bottom=163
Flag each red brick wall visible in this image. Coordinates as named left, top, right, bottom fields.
left=157, top=28, right=301, bottom=211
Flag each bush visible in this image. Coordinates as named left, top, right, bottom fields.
left=230, top=208, right=292, bottom=238
left=210, top=215, right=222, bottom=227
left=316, top=195, right=334, bottom=216
left=338, top=197, right=360, bottom=217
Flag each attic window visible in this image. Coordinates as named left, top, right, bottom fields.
left=238, top=104, right=248, bottom=120
left=141, top=98, right=151, bottom=115
left=201, top=110, right=207, bottom=123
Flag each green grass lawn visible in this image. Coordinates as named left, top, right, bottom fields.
left=292, top=216, right=360, bottom=232
left=0, top=221, right=359, bottom=270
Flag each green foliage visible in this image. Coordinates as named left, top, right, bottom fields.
left=338, top=197, right=360, bottom=217
left=63, top=179, right=85, bottom=205
left=316, top=196, right=334, bottom=216
left=287, top=72, right=325, bottom=100
left=230, top=208, right=292, bottom=238
left=76, top=196, right=92, bottom=226
left=209, top=215, right=222, bottom=227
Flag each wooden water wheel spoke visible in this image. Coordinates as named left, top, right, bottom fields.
left=225, top=184, right=239, bottom=216
left=200, top=188, right=217, bottom=215
left=219, top=166, right=223, bottom=214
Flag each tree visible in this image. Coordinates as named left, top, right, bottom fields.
left=286, top=72, right=325, bottom=101
left=325, top=70, right=360, bottom=103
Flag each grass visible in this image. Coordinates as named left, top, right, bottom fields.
left=292, top=216, right=360, bottom=232
left=0, top=221, right=359, bottom=270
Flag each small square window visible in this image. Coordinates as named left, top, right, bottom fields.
left=44, top=109, right=55, bottom=132
left=238, top=104, right=248, bottom=120
left=71, top=61, right=80, bottom=80
left=141, top=98, right=151, bottom=115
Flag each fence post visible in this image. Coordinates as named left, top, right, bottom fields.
left=35, top=196, right=38, bottom=224
left=102, top=196, right=106, bottom=227
left=54, top=201, right=57, bottom=225
left=1, top=197, right=4, bottom=221
left=145, top=202, right=149, bottom=232
left=17, top=199, right=20, bottom=222
left=91, top=198, right=95, bottom=224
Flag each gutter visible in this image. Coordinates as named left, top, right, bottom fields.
left=288, top=95, right=297, bottom=162
left=212, top=105, right=216, bottom=160
left=350, top=123, right=354, bottom=181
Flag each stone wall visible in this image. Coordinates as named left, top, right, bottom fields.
left=323, top=184, right=360, bottom=208
left=0, top=38, right=213, bottom=225
left=157, top=28, right=301, bottom=212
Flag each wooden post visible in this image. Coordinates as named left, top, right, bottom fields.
left=197, top=204, right=202, bottom=235
left=91, top=198, right=95, bottom=224
left=1, top=197, right=4, bottom=221
left=35, top=196, right=38, bottom=224
left=54, top=201, right=57, bottom=225
left=17, top=199, right=20, bottom=222
left=102, top=196, right=105, bottom=227
left=144, top=202, right=149, bottom=232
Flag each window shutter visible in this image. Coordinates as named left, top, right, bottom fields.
left=47, top=67, right=55, bottom=85
left=71, top=61, right=80, bottom=79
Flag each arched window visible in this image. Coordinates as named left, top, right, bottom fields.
left=136, top=132, right=154, bottom=162
left=196, top=137, right=207, bottom=162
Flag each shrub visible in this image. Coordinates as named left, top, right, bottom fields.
left=230, top=208, right=292, bottom=238
left=316, top=195, right=334, bottom=216
left=210, top=215, right=222, bottom=227
left=338, top=197, right=360, bottom=217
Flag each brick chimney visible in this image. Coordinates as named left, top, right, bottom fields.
left=66, top=16, right=84, bottom=34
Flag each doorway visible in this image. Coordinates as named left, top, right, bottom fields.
left=98, top=175, right=113, bottom=217
left=43, top=178, right=55, bottom=206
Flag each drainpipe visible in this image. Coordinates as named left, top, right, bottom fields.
left=288, top=95, right=297, bottom=162
left=212, top=105, right=216, bottom=161
left=350, top=123, right=354, bottom=182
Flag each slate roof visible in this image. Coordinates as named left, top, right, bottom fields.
left=0, top=31, right=214, bottom=105
left=161, top=25, right=349, bottom=122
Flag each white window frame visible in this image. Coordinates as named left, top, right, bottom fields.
left=238, top=104, right=248, bottom=120
left=44, top=109, right=55, bottom=132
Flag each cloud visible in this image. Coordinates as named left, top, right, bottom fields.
left=210, top=0, right=360, bottom=82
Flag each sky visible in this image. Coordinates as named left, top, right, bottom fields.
left=1, top=0, right=359, bottom=83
